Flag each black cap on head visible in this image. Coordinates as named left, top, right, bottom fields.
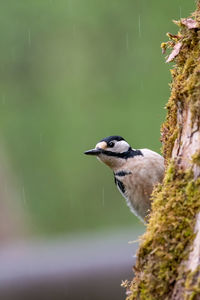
left=99, top=136, right=125, bottom=143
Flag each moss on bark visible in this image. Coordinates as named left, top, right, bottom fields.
left=126, top=2, right=200, bottom=299
left=126, top=167, right=200, bottom=300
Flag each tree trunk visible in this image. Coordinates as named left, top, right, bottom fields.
left=126, top=2, right=200, bottom=299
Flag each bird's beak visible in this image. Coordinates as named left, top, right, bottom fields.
left=84, top=148, right=102, bottom=156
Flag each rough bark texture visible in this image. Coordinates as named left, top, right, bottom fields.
left=125, top=2, right=200, bottom=299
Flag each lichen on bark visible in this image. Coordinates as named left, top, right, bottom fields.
left=126, top=2, right=200, bottom=299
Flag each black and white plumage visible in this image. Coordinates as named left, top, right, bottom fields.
left=84, top=136, right=164, bottom=222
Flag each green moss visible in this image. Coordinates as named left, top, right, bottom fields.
left=126, top=2, right=200, bottom=299
left=185, top=267, right=200, bottom=300
left=127, top=164, right=200, bottom=300
left=192, top=151, right=200, bottom=166
left=161, top=12, right=200, bottom=160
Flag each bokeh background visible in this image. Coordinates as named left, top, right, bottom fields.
left=0, top=1, right=195, bottom=299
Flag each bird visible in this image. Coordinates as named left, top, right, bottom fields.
left=84, top=135, right=165, bottom=222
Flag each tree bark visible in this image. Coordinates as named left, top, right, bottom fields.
left=126, top=2, right=200, bottom=299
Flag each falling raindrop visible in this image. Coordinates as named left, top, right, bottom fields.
left=126, top=33, right=129, bottom=50
left=138, top=15, right=141, bottom=38
left=179, top=6, right=182, bottom=19
left=22, top=186, right=26, bottom=204
left=102, top=187, right=105, bottom=206
left=67, top=0, right=72, bottom=15
left=28, top=29, right=31, bottom=46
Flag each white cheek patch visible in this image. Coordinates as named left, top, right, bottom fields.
left=107, top=140, right=130, bottom=153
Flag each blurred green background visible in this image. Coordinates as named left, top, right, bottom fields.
left=0, top=1, right=194, bottom=238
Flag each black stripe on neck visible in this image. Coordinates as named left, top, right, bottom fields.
left=114, top=178, right=126, bottom=194
left=115, top=170, right=132, bottom=177
left=101, top=148, right=143, bottom=159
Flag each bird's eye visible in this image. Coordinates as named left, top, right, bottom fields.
left=108, top=141, right=114, bottom=148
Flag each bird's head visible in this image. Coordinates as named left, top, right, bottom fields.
left=84, top=136, right=138, bottom=170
